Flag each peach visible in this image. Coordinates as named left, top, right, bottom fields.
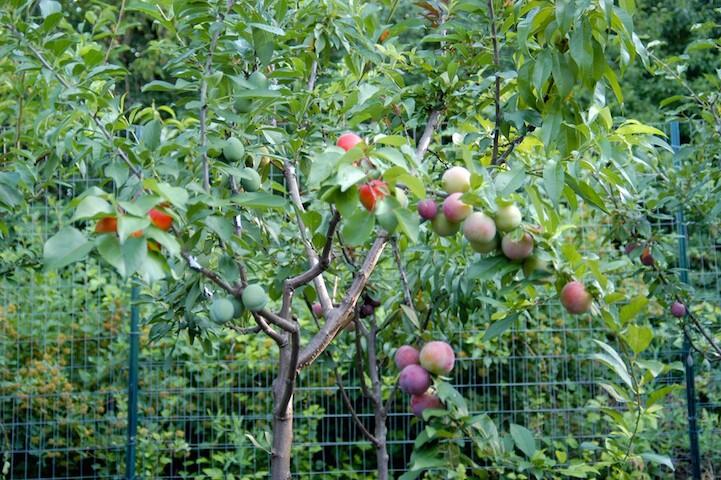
left=560, top=281, right=592, bottom=314
left=417, top=199, right=438, bottom=220
left=441, top=166, right=471, bottom=194
left=395, top=345, right=420, bottom=370
left=410, top=392, right=443, bottom=417
left=501, top=233, right=534, bottom=261
left=495, top=204, right=522, bottom=232
left=337, top=132, right=362, bottom=152
left=399, top=365, right=431, bottom=395
left=463, top=212, right=496, bottom=243
left=442, top=193, right=471, bottom=223
left=431, top=214, right=460, bottom=237
left=419, top=341, right=455, bottom=375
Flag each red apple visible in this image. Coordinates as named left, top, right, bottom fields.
left=337, top=132, right=362, bottom=152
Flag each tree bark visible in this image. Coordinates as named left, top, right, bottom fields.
left=368, top=317, right=389, bottom=480
left=271, top=343, right=294, bottom=480
left=375, top=406, right=389, bottom=480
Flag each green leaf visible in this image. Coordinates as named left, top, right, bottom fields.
left=395, top=209, right=419, bottom=242
left=249, top=22, right=285, bottom=36
left=71, top=196, right=113, bottom=221
left=623, top=324, right=653, bottom=355
left=232, top=192, right=287, bottom=209
left=96, top=234, right=126, bottom=276
left=510, top=424, right=537, bottom=458
left=143, top=120, right=161, bottom=151
left=483, top=315, right=515, bottom=341
left=619, top=295, right=648, bottom=323
left=436, top=381, right=467, bottom=416
left=374, top=135, right=408, bottom=147
left=592, top=340, right=633, bottom=389
left=564, top=176, right=608, bottom=213
left=144, top=179, right=188, bottom=209
left=543, top=160, right=564, bottom=207
left=341, top=209, right=374, bottom=246
left=640, top=453, right=674, bottom=471
left=397, top=174, right=425, bottom=199
left=39, top=0, right=62, bottom=17
left=615, top=121, right=666, bottom=137
left=204, top=216, right=234, bottom=243
left=43, top=227, right=94, bottom=269
left=117, top=216, right=150, bottom=241
left=121, top=236, right=147, bottom=276
left=309, top=150, right=342, bottom=187
left=336, top=164, right=367, bottom=192
left=146, top=227, right=180, bottom=256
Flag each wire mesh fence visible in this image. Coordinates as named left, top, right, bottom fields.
left=1, top=164, right=720, bottom=478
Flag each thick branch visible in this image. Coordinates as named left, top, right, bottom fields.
left=275, top=328, right=300, bottom=416
left=416, top=110, right=442, bottom=160
left=281, top=211, right=340, bottom=317
left=284, top=159, right=333, bottom=311
left=487, top=0, right=503, bottom=165
left=297, top=235, right=388, bottom=369
left=307, top=59, right=318, bottom=92
left=252, top=313, right=284, bottom=345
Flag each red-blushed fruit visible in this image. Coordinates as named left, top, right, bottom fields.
left=671, top=301, right=686, bottom=318
left=501, top=233, right=534, bottom=261
left=399, top=364, right=432, bottom=395
left=337, top=132, right=362, bottom=152
left=419, top=341, right=455, bottom=375
left=469, top=238, right=498, bottom=254
left=395, top=345, right=420, bottom=370
left=149, top=208, right=173, bottom=230
left=495, top=204, right=522, bottom=232
left=311, top=302, right=323, bottom=317
left=131, top=230, right=144, bottom=238
left=410, top=391, right=443, bottom=417
left=560, top=281, right=592, bottom=314
left=463, top=212, right=496, bottom=243
left=417, top=198, right=438, bottom=220
left=441, top=166, right=471, bottom=194
left=640, top=247, right=654, bottom=266
left=442, top=193, right=472, bottom=223
left=358, top=180, right=388, bottom=212
left=359, top=303, right=375, bottom=318
left=95, top=216, right=117, bottom=234
left=431, top=214, right=460, bottom=237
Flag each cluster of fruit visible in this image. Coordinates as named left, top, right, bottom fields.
left=395, top=341, right=455, bottom=418
left=95, top=207, right=173, bottom=252
left=208, top=284, right=269, bottom=324
left=221, top=136, right=262, bottom=192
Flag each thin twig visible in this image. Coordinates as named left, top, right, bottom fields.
left=496, top=126, right=536, bottom=165
left=391, top=238, right=414, bottom=309
left=416, top=110, right=442, bottom=161
left=102, top=0, right=127, bottom=64
left=487, top=0, right=503, bottom=165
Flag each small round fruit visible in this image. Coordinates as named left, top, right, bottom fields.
left=442, top=193, right=472, bottom=223
left=441, top=166, right=471, bottom=194
left=223, top=137, right=245, bottom=162
left=417, top=199, right=438, bottom=220
left=241, top=284, right=269, bottom=312
left=469, top=238, right=498, bottom=254
left=410, top=392, right=443, bottom=417
left=337, top=132, right=362, bottom=152
left=235, top=98, right=253, bottom=113
left=463, top=212, right=496, bottom=243
left=399, top=365, right=432, bottom=395
left=395, top=345, right=420, bottom=370
left=671, top=301, right=686, bottom=318
left=240, top=168, right=261, bottom=192
left=522, top=255, right=546, bottom=277
left=495, top=204, right=522, bottom=232
left=230, top=297, right=244, bottom=318
left=312, top=302, right=323, bottom=317
left=149, top=208, right=172, bottom=231
left=560, top=281, right=592, bottom=315
left=95, top=216, right=117, bottom=234
left=359, top=303, right=375, bottom=318
left=501, top=233, right=534, bottom=261
left=640, top=247, right=654, bottom=266
left=210, top=298, right=235, bottom=324
left=431, top=214, right=460, bottom=237
left=419, top=341, right=455, bottom=375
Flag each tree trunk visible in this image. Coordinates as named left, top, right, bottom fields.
left=375, top=407, right=389, bottom=480
left=271, top=343, right=294, bottom=480
left=270, top=396, right=293, bottom=480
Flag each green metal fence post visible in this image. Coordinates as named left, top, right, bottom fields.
left=126, top=283, right=140, bottom=479
left=670, top=121, right=701, bottom=480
